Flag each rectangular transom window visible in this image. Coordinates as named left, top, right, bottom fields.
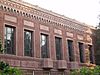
left=67, top=40, right=74, bottom=61
left=5, top=26, right=16, bottom=54
left=78, top=42, right=84, bottom=63
left=55, top=37, right=62, bottom=60
left=24, top=30, right=33, bottom=56
left=41, top=34, right=49, bottom=58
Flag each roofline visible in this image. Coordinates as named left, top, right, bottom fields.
left=11, top=0, right=95, bottom=28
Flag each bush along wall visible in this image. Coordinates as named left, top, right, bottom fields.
left=70, top=66, right=100, bottom=75
left=0, top=61, right=22, bottom=75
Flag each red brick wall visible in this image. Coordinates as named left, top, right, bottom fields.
left=0, top=0, right=95, bottom=74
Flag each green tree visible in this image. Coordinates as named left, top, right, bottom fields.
left=94, top=23, right=100, bottom=65
left=0, top=61, right=22, bottom=75
left=70, top=69, right=79, bottom=75
left=70, top=66, right=100, bottom=75
left=93, top=66, right=100, bottom=75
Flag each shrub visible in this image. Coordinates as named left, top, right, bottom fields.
left=70, top=69, right=79, bottom=75
left=70, top=66, right=100, bottom=75
left=0, top=61, right=22, bottom=75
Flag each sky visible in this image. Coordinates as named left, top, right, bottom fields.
left=24, top=0, right=100, bottom=27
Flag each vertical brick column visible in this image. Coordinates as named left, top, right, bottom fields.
left=74, top=40, right=79, bottom=62
left=62, top=29, right=68, bottom=61
left=74, top=33, right=80, bottom=62
left=17, top=17, right=24, bottom=56
left=34, top=22, right=40, bottom=58
left=0, top=11, right=4, bottom=43
left=50, top=25, right=56, bottom=60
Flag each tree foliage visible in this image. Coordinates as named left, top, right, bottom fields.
left=70, top=66, right=100, bottom=75
left=0, top=61, right=22, bottom=75
left=94, top=24, right=100, bottom=65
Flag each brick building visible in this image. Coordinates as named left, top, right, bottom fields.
left=0, top=0, right=95, bottom=75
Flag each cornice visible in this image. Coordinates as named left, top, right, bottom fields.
left=0, top=0, right=94, bottom=33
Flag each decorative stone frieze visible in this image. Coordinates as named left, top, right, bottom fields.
left=5, top=15, right=17, bottom=23
left=24, top=20, right=34, bottom=27
left=40, top=25, right=49, bottom=31
left=86, top=35, right=92, bottom=43
left=54, top=29, right=62, bottom=35
left=86, top=28, right=92, bottom=34
left=0, top=0, right=92, bottom=33
left=66, top=32, right=73, bottom=37
left=77, top=35, right=83, bottom=40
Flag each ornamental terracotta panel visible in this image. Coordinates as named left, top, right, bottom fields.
left=5, top=15, right=17, bottom=23
left=54, top=29, right=62, bottom=35
left=66, top=32, right=73, bottom=37
left=40, top=25, right=49, bottom=31
left=77, top=35, right=83, bottom=40
left=86, top=28, right=92, bottom=34
left=86, top=35, right=92, bottom=43
left=24, top=20, right=34, bottom=27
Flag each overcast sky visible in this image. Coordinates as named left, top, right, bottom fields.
left=24, top=0, right=100, bottom=26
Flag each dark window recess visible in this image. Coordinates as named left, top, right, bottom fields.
left=78, top=42, right=84, bottom=63
left=88, top=45, right=94, bottom=64
left=55, top=37, right=62, bottom=60
left=67, top=40, right=74, bottom=61
left=5, top=26, right=16, bottom=54
left=41, top=34, right=49, bottom=58
left=24, top=30, right=33, bottom=56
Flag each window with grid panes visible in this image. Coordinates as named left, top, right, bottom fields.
left=24, top=30, right=33, bottom=56
left=78, top=42, right=84, bottom=63
left=5, top=26, right=15, bottom=54
left=41, top=34, right=49, bottom=58
left=88, top=45, right=94, bottom=64
left=55, top=37, right=62, bottom=60
left=67, top=40, right=74, bottom=61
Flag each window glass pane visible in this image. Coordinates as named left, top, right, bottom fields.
left=78, top=42, right=84, bottom=63
left=7, top=34, right=11, bottom=40
left=41, top=34, right=49, bottom=58
left=41, top=35, right=46, bottom=46
left=67, top=40, right=74, bottom=61
left=24, top=30, right=32, bottom=56
left=88, top=45, right=93, bottom=64
left=4, top=26, right=15, bottom=55
left=7, top=27, right=11, bottom=34
left=55, top=37, right=62, bottom=60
